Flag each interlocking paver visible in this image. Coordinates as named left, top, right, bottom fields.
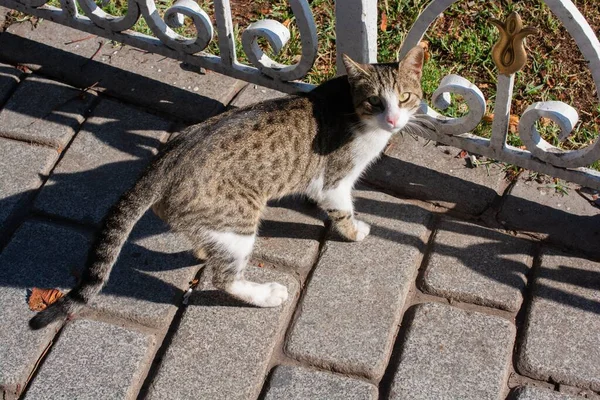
left=512, top=386, right=583, bottom=400
left=147, top=268, right=298, bottom=400
left=365, top=134, right=505, bottom=215
left=422, top=218, right=532, bottom=311
left=0, top=22, right=245, bottom=122
left=0, top=75, right=96, bottom=148
left=0, top=62, right=22, bottom=106
left=34, top=98, right=170, bottom=225
left=517, top=249, right=600, bottom=391
left=89, top=211, right=200, bottom=328
left=0, top=221, right=88, bottom=400
left=24, top=319, right=155, bottom=400
left=254, top=197, right=325, bottom=275
left=499, top=177, right=600, bottom=258
left=230, top=84, right=287, bottom=108
left=264, top=365, right=378, bottom=400
left=0, top=138, right=58, bottom=234
left=389, top=302, right=515, bottom=400
left=286, top=188, right=431, bottom=380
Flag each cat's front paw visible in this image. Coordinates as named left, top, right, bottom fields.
left=354, top=220, right=371, bottom=241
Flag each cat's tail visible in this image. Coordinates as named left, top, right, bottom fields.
left=29, top=168, right=162, bottom=330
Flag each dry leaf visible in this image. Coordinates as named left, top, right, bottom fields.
left=258, top=263, right=265, bottom=268
left=282, top=18, right=291, bottom=28
left=380, top=12, right=388, bottom=32
left=540, top=117, right=552, bottom=127
left=509, top=115, right=520, bottom=133
left=456, top=150, right=468, bottom=159
left=483, top=113, right=494, bottom=123
left=28, top=288, right=64, bottom=311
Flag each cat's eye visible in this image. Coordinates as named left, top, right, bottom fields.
left=367, top=96, right=382, bottom=107
left=398, top=92, right=411, bottom=103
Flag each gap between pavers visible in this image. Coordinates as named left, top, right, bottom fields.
left=0, top=21, right=246, bottom=123
left=0, top=61, right=22, bottom=106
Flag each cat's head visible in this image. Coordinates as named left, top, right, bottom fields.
left=342, top=45, right=424, bottom=134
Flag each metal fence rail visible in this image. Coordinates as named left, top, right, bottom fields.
left=1, top=0, right=599, bottom=190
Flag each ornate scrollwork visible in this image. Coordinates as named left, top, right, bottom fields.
left=241, top=0, right=317, bottom=81
left=422, top=74, right=487, bottom=136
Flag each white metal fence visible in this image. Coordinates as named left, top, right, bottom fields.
left=0, top=0, right=599, bottom=190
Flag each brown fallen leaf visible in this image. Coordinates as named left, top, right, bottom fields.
left=258, top=263, right=265, bottom=268
left=509, top=114, right=520, bottom=133
left=282, top=18, right=291, bottom=28
left=483, top=113, right=494, bottom=123
left=28, top=288, right=64, bottom=312
left=456, top=149, right=468, bottom=159
left=380, top=11, right=388, bottom=32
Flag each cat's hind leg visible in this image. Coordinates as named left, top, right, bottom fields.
left=206, top=231, right=288, bottom=307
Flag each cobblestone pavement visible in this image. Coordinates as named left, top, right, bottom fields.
left=0, top=15, right=599, bottom=400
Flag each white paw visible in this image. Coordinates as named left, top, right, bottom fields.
left=354, top=220, right=371, bottom=241
left=253, top=282, right=289, bottom=307
left=228, top=280, right=289, bottom=307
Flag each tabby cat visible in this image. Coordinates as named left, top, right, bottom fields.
left=30, top=45, right=426, bottom=329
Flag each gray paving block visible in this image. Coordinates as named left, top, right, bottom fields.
left=286, top=188, right=431, bottom=380
left=89, top=211, right=200, bottom=328
left=364, top=134, right=505, bottom=215
left=264, top=365, right=378, bottom=400
left=0, top=75, right=96, bottom=148
left=517, top=249, right=600, bottom=391
left=24, top=319, right=155, bottom=400
left=511, top=386, right=583, bottom=400
left=0, top=6, right=9, bottom=29
left=0, top=138, right=58, bottom=233
left=254, top=197, right=325, bottom=275
left=0, top=221, right=88, bottom=400
left=34, top=98, right=170, bottom=225
left=230, top=84, right=287, bottom=108
left=422, top=218, right=532, bottom=311
left=147, top=268, right=299, bottom=400
left=0, top=62, right=22, bottom=106
left=389, top=302, right=515, bottom=400
left=0, top=22, right=245, bottom=122
left=499, top=177, right=600, bottom=258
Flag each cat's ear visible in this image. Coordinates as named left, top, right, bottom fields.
left=342, top=53, right=371, bottom=81
left=399, top=45, right=425, bottom=79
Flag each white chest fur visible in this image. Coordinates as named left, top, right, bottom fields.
left=348, top=129, right=392, bottom=183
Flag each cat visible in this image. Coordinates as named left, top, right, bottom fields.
left=29, top=45, right=426, bottom=329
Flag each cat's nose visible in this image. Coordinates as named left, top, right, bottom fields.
left=386, top=116, right=398, bottom=127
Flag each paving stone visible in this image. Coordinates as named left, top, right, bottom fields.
left=0, top=62, right=22, bottom=106
left=147, top=268, right=299, bottom=400
left=254, top=197, right=325, bottom=275
left=511, top=386, right=583, bottom=400
left=89, top=211, right=200, bottom=328
left=0, top=138, right=58, bottom=234
left=389, top=302, right=515, bottom=400
left=34, top=98, right=170, bottom=225
left=0, top=75, right=96, bottom=148
left=24, top=319, right=155, bottom=400
left=264, top=365, right=378, bottom=400
left=0, top=22, right=245, bottom=122
left=517, top=249, right=600, bottom=391
left=0, top=6, right=8, bottom=29
left=422, top=218, right=532, bottom=311
left=558, top=384, right=600, bottom=399
left=0, top=221, right=88, bottom=400
left=230, top=84, right=287, bottom=108
left=364, top=134, right=505, bottom=215
left=286, top=188, right=431, bottom=380
left=499, top=177, right=600, bottom=258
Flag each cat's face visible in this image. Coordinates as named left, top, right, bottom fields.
left=343, top=46, right=424, bottom=134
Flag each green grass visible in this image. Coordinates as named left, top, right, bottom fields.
left=33, top=0, right=600, bottom=171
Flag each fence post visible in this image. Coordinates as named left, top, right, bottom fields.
left=335, top=0, right=378, bottom=74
